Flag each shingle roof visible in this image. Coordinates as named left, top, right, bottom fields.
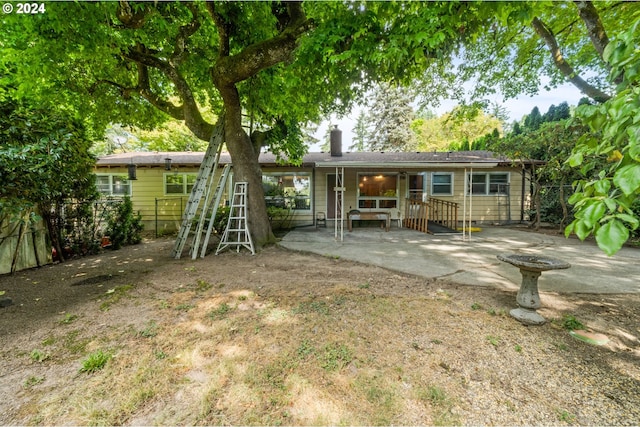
left=96, top=150, right=537, bottom=168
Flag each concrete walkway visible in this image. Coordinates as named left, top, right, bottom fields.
left=279, top=225, right=640, bottom=294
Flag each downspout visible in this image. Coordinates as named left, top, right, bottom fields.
left=521, top=165, right=526, bottom=222
left=312, top=166, right=316, bottom=227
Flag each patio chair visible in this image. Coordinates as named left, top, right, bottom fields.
left=388, top=208, right=402, bottom=228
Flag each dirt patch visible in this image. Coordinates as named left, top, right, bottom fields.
left=1, top=236, right=639, bottom=425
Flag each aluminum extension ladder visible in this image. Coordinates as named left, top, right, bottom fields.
left=216, top=182, right=255, bottom=255
left=192, top=163, right=231, bottom=259
left=170, top=122, right=225, bottom=259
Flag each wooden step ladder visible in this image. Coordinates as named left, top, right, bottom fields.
left=216, top=182, right=255, bottom=255
left=170, top=122, right=224, bottom=259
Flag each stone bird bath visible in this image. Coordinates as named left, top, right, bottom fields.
left=498, top=254, right=571, bottom=325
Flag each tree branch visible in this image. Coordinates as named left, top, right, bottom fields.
left=171, top=3, right=201, bottom=65
left=531, top=17, right=611, bottom=103
left=116, top=0, right=148, bottom=29
left=211, top=2, right=314, bottom=86
left=573, top=1, right=623, bottom=84
left=123, top=45, right=213, bottom=140
left=135, top=64, right=184, bottom=119
left=206, top=2, right=230, bottom=57
left=573, top=1, right=609, bottom=60
left=89, top=73, right=183, bottom=120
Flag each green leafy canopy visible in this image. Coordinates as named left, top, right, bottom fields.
left=566, top=12, right=640, bottom=255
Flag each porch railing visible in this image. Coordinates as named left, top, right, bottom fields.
left=404, top=199, right=429, bottom=232
left=429, top=198, right=459, bottom=231
left=404, top=198, right=459, bottom=233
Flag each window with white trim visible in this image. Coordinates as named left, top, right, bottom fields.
left=164, top=173, right=197, bottom=195
left=96, top=174, right=131, bottom=196
left=468, top=172, right=509, bottom=195
left=357, top=173, right=398, bottom=209
left=262, top=172, right=311, bottom=210
left=431, top=172, right=453, bottom=196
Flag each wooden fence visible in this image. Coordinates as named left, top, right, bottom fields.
left=0, top=217, right=50, bottom=275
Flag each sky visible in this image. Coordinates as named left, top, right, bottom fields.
left=310, top=81, right=587, bottom=152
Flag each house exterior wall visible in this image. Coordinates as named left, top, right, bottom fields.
left=314, top=166, right=528, bottom=226
left=94, top=165, right=201, bottom=234
left=94, top=164, right=317, bottom=233
left=95, top=162, right=530, bottom=234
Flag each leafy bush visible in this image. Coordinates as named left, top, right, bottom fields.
left=105, top=196, right=143, bottom=250
left=213, top=206, right=230, bottom=235
left=267, top=206, right=292, bottom=230
left=61, top=201, right=101, bottom=256
left=537, top=186, right=575, bottom=226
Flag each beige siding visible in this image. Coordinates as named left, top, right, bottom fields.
left=95, top=165, right=201, bottom=234
left=441, top=167, right=526, bottom=224
left=95, top=163, right=530, bottom=233
left=95, top=165, right=318, bottom=233
left=314, top=166, right=528, bottom=226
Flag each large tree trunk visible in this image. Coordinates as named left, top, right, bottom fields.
left=218, top=84, right=276, bottom=247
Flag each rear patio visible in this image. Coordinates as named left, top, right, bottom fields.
left=278, top=225, right=640, bottom=295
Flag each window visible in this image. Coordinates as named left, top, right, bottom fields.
left=358, top=173, right=398, bottom=209
left=262, top=172, right=311, bottom=210
left=468, top=172, right=509, bottom=195
left=164, top=173, right=197, bottom=195
left=431, top=172, right=453, bottom=196
left=408, top=174, right=425, bottom=201
left=96, top=174, right=131, bottom=196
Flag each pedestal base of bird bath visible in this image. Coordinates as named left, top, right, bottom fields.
left=497, top=254, right=571, bottom=326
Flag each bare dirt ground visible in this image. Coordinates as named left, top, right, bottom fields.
left=1, top=235, right=639, bottom=425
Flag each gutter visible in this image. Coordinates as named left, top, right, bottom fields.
left=314, top=162, right=500, bottom=169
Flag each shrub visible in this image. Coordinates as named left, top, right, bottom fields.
left=105, top=196, right=143, bottom=250
left=213, top=206, right=230, bottom=235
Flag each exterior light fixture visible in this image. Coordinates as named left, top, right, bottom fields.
left=164, top=158, right=172, bottom=171
left=127, top=163, right=137, bottom=180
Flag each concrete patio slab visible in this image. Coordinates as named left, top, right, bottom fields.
left=278, top=225, right=640, bottom=294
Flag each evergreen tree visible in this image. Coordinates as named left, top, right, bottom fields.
left=553, top=102, right=570, bottom=121
left=512, top=121, right=522, bottom=135
left=366, top=83, right=417, bottom=152
left=349, top=111, right=368, bottom=152
left=523, top=106, right=542, bottom=130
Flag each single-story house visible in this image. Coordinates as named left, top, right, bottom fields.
left=94, top=141, right=540, bottom=235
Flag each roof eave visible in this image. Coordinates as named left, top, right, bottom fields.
left=315, top=161, right=500, bottom=168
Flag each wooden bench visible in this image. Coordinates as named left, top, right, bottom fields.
left=347, top=212, right=390, bottom=232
